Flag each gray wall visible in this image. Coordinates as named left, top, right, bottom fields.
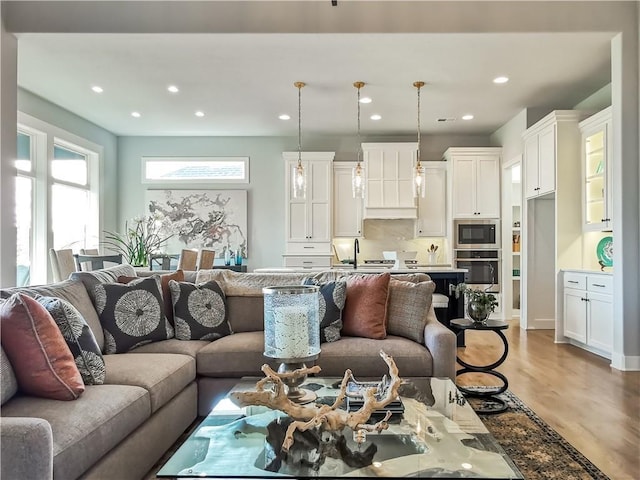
left=118, top=133, right=490, bottom=270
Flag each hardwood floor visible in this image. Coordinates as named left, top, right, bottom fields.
left=455, top=319, right=640, bottom=480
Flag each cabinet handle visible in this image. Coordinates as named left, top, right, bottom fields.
left=568, top=280, right=579, bottom=284
left=592, top=283, right=606, bottom=288
left=302, top=261, right=313, bottom=264
left=303, top=246, right=314, bottom=249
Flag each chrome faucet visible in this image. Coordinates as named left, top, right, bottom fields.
left=353, top=238, right=360, bottom=269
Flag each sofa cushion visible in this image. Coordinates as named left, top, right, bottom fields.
left=386, top=279, right=436, bottom=343
left=1, top=346, right=18, bottom=405
left=0, top=293, right=84, bottom=401
left=169, top=280, right=232, bottom=341
left=342, top=272, right=390, bottom=340
left=37, top=296, right=106, bottom=385
left=1, top=384, right=150, bottom=480
left=226, top=296, right=265, bottom=332
left=94, top=276, right=174, bottom=354
left=103, top=353, right=195, bottom=412
left=317, top=336, right=433, bottom=377
left=303, top=278, right=346, bottom=343
left=130, top=338, right=210, bottom=358
left=118, top=269, right=185, bottom=325
left=196, top=331, right=269, bottom=377
left=1, top=279, right=105, bottom=351
left=70, top=264, right=137, bottom=303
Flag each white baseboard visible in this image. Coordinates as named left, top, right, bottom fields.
left=611, top=353, right=640, bottom=371
left=527, top=318, right=555, bottom=329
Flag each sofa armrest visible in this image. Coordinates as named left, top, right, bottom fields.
left=1, top=417, right=53, bottom=480
left=423, top=305, right=457, bottom=381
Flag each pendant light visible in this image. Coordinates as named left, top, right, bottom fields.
left=413, top=81, right=426, bottom=198
left=292, top=81, right=306, bottom=199
left=352, top=81, right=365, bottom=198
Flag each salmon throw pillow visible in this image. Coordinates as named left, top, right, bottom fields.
left=341, top=272, right=391, bottom=339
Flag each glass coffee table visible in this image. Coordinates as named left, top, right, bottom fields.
left=157, top=377, right=522, bottom=478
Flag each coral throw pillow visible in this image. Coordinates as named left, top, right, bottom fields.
left=341, top=272, right=391, bottom=339
left=0, top=293, right=84, bottom=400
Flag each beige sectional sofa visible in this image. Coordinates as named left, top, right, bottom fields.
left=0, top=265, right=456, bottom=480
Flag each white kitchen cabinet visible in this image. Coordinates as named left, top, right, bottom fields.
left=362, top=142, right=417, bottom=219
left=444, top=147, right=501, bottom=219
left=580, top=107, right=613, bottom=232
left=333, top=162, right=363, bottom=237
left=562, top=270, right=613, bottom=357
left=416, top=163, right=447, bottom=237
left=523, top=111, right=582, bottom=199
left=283, top=152, right=335, bottom=256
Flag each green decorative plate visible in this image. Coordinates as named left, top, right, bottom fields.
left=596, top=236, right=613, bottom=268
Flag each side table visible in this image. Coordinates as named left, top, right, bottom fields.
left=451, top=317, right=509, bottom=414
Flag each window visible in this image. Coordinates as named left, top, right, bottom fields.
left=142, top=157, right=249, bottom=184
left=15, top=113, right=102, bottom=285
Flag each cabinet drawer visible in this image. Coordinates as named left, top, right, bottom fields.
left=283, top=256, right=332, bottom=268
left=564, top=273, right=586, bottom=290
left=286, top=242, right=332, bottom=254
left=587, top=275, right=613, bottom=295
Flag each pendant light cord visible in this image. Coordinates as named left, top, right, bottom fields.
left=297, top=82, right=303, bottom=165
left=415, top=81, right=422, bottom=167
left=357, top=84, right=362, bottom=164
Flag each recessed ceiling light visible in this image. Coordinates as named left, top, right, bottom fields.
left=167, top=85, right=179, bottom=93
left=131, top=111, right=141, bottom=118
left=91, top=86, right=103, bottom=93
left=370, top=114, right=382, bottom=121
left=195, top=111, right=205, bottom=117
left=493, top=76, right=509, bottom=84
left=359, top=97, right=372, bottom=104
left=279, top=114, right=291, bottom=120
left=462, top=114, right=474, bottom=120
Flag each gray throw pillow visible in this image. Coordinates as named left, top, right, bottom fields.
left=37, top=296, right=106, bottom=385
left=93, top=276, right=173, bottom=354
left=169, top=280, right=232, bottom=341
left=302, top=278, right=347, bottom=343
left=386, top=279, right=436, bottom=343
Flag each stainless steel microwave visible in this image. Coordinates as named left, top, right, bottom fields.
left=454, top=219, right=501, bottom=249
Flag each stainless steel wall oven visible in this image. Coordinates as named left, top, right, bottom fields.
left=454, top=249, right=500, bottom=293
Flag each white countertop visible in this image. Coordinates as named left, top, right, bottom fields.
left=253, top=266, right=468, bottom=274
left=562, top=268, right=612, bottom=276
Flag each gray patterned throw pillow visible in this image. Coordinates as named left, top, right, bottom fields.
left=169, top=280, right=232, bottom=341
left=93, top=276, right=173, bottom=354
left=303, top=278, right=347, bottom=343
left=37, top=296, right=106, bottom=385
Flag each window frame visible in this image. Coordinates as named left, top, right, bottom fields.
left=17, top=112, right=103, bottom=284
left=141, top=156, right=250, bottom=184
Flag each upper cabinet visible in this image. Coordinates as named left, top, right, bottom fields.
left=416, top=163, right=447, bottom=237
left=445, top=147, right=501, bottom=219
left=283, top=152, right=335, bottom=255
left=523, top=110, right=583, bottom=200
left=579, top=107, right=613, bottom=232
left=362, top=142, right=418, bottom=219
left=333, top=162, right=363, bottom=237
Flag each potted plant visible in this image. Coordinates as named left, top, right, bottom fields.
left=103, top=215, right=173, bottom=267
left=453, top=283, right=499, bottom=323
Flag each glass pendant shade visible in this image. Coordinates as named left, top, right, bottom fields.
left=352, top=162, right=364, bottom=198
left=413, top=163, right=426, bottom=198
left=293, top=160, right=306, bottom=199
left=292, top=81, right=306, bottom=199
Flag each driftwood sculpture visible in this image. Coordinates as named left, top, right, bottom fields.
left=228, top=350, right=401, bottom=451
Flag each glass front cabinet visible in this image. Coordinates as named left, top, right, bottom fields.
left=580, top=106, right=612, bottom=232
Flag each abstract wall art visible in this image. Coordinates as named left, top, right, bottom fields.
left=146, top=189, right=248, bottom=257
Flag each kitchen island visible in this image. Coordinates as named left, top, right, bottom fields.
left=254, top=266, right=467, bottom=345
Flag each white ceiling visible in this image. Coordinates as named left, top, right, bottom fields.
left=16, top=31, right=612, bottom=137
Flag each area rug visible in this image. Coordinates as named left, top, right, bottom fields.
left=148, top=390, right=610, bottom=479
left=471, top=390, right=610, bottom=480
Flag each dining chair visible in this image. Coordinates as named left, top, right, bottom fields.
left=197, top=248, right=216, bottom=270
left=177, top=249, right=198, bottom=271
left=149, top=253, right=180, bottom=271
left=49, top=248, right=77, bottom=281
left=73, top=253, right=123, bottom=272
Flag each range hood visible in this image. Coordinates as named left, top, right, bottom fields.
left=363, top=206, right=417, bottom=219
